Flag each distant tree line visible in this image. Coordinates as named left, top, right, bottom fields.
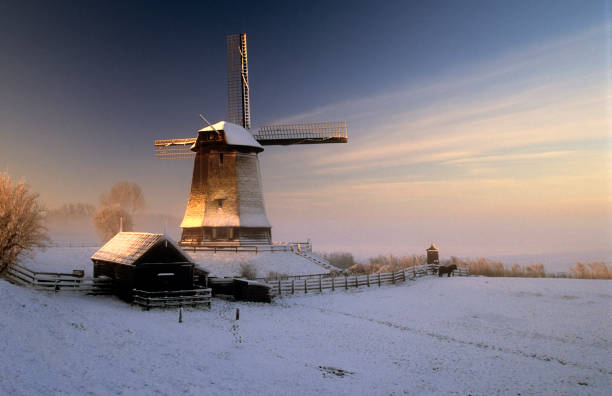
left=46, top=203, right=95, bottom=221
left=44, top=182, right=146, bottom=243
left=319, top=250, right=611, bottom=279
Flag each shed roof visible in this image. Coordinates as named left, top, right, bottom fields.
left=198, top=121, right=263, bottom=151
left=91, top=232, right=193, bottom=266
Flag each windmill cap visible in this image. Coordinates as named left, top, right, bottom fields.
left=198, top=121, right=263, bottom=151
left=427, top=243, right=439, bottom=251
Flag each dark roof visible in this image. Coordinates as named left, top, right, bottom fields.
left=91, top=232, right=193, bottom=266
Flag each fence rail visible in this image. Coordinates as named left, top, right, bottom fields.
left=132, top=288, right=212, bottom=309
left=5, top=264, right=112, bottom=295
left=265, top=264, right=469, bottom=296
left=180, top=241, right=313, bottom=254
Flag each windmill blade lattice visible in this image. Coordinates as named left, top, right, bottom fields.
left=227, top=33, right=251, bottom=129
left=154, top=138, right=197, bottom=159
left=254, top=121, right=347, bottom=145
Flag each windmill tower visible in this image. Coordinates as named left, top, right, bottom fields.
left=154, top=33, right=347, bottom=247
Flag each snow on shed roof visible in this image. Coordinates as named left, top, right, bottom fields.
left=198, top=121, right=263, bottom=151
left=91, top=232, right=192, bottom=266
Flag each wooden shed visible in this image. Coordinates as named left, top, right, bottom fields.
left=91, top=232, right=205, bottom=299
left=426, top=243, right=440, bottom=265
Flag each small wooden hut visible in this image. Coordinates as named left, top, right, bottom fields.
left=426, top=243, right=439, bottom=265
left=91, top=232, right=205, bottom=298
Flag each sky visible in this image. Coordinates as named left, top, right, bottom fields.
left=1, top=1, right=610, bottom=258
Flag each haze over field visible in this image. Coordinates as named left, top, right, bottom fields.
left=1, top=1, right=610, bottom=259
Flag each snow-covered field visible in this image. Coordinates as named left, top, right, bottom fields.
left=19, top=247, right=99, bottom=276
left=1, top=276, right=610, bottom=395
left=190, top=250, right=329, bottom=277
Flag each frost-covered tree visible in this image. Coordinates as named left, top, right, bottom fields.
left=0, top=172, right=49, bottom=274
left=92, top=204, right=133, bottom=242
left=99, top=182, right=145, bottom=215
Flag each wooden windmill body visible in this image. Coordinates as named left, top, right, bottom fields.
left=155, top=34, right=347, bottom=247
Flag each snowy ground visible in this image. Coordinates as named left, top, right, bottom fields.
left=18, top=247, right=99, bottom=276
left=189, top=250, right=329, bottom=277
left=1, top=276, right=610, bottom=395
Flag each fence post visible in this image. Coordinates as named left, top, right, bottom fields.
left=392, top=271, right=396, bottom=284
left=345, top=276, right=348, bottom=290
left=319, top=275, right=322, bottom=293
left=292, top=279, right=295, bottom=294
left=331, top=276, right=335, bottom=292
left=403, top=270, right=406, bottom=282
left=367, top=274, right=370, bottom=287
left=304, top=278, right=308, bottom=294
left=355, top=275, right=358, bottom=288
left=378, top=272, right=381, bottom=287
left=278, top=279, right=282, bottom=296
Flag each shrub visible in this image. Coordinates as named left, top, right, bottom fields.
left=570, top=262, right=611, bottom=279
left=448, top=257, right=546, bottom=277
left=344, top=254, right=428, bottom=275
left=239, top=262, right=257, bottom=280
left=318, top=252, right=355, bottom=269
left=0, top=172, right=49, bottom=274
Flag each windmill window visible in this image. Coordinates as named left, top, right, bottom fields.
left=217, top=199, right=224, bottom=209
left=219, top=153, right=224, bottom=166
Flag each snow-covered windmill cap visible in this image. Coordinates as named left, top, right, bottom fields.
left=198, top=121, right=263, bottom=151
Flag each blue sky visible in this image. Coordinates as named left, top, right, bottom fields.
left=1, top=1, right=610, bottom=257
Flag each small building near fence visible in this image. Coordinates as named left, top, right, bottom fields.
left=91, top=232, right=206, bottom=298
left=426, top=243, right=439, bottom=265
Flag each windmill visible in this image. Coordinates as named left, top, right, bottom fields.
left=154, top=33, right=347, bottom=246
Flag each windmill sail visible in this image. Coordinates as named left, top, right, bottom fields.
left=227, top=33, right=251, bottom=129
left=254, top=121, right=348, bottom=145
left=154, top=138, right=197, bottom=159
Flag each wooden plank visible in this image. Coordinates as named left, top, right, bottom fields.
left=6, top=270, right=35, bottom=285
left=8, top=266, right=37, bottom=282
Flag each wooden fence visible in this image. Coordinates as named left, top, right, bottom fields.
left=180, top=241, right=312, bottom=254
left=5, top=263, right=112, bottom=295
left=132, top=288, right=212, bottom=309
left=266, top=264, right=469, bottom=296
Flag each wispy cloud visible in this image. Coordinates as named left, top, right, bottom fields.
left=262, top=23, right=611, bottom=204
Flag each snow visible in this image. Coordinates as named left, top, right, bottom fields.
left=91, top=232, right=190, bottom=266
left=1, top=276, right=610, bottom=395
left=198, top=121, right=263, bottom=151
left=17, top=247, right=330, bottom=278
left=18, top=247, right=100, bottom=276
left=188, top=250, right=329, bottom=278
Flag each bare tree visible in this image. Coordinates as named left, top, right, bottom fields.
left=92, top=204, right=133, bottom=242
left=99, top=182, right=145, bottom=215
left=0, top=172, right=49, bottom=274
